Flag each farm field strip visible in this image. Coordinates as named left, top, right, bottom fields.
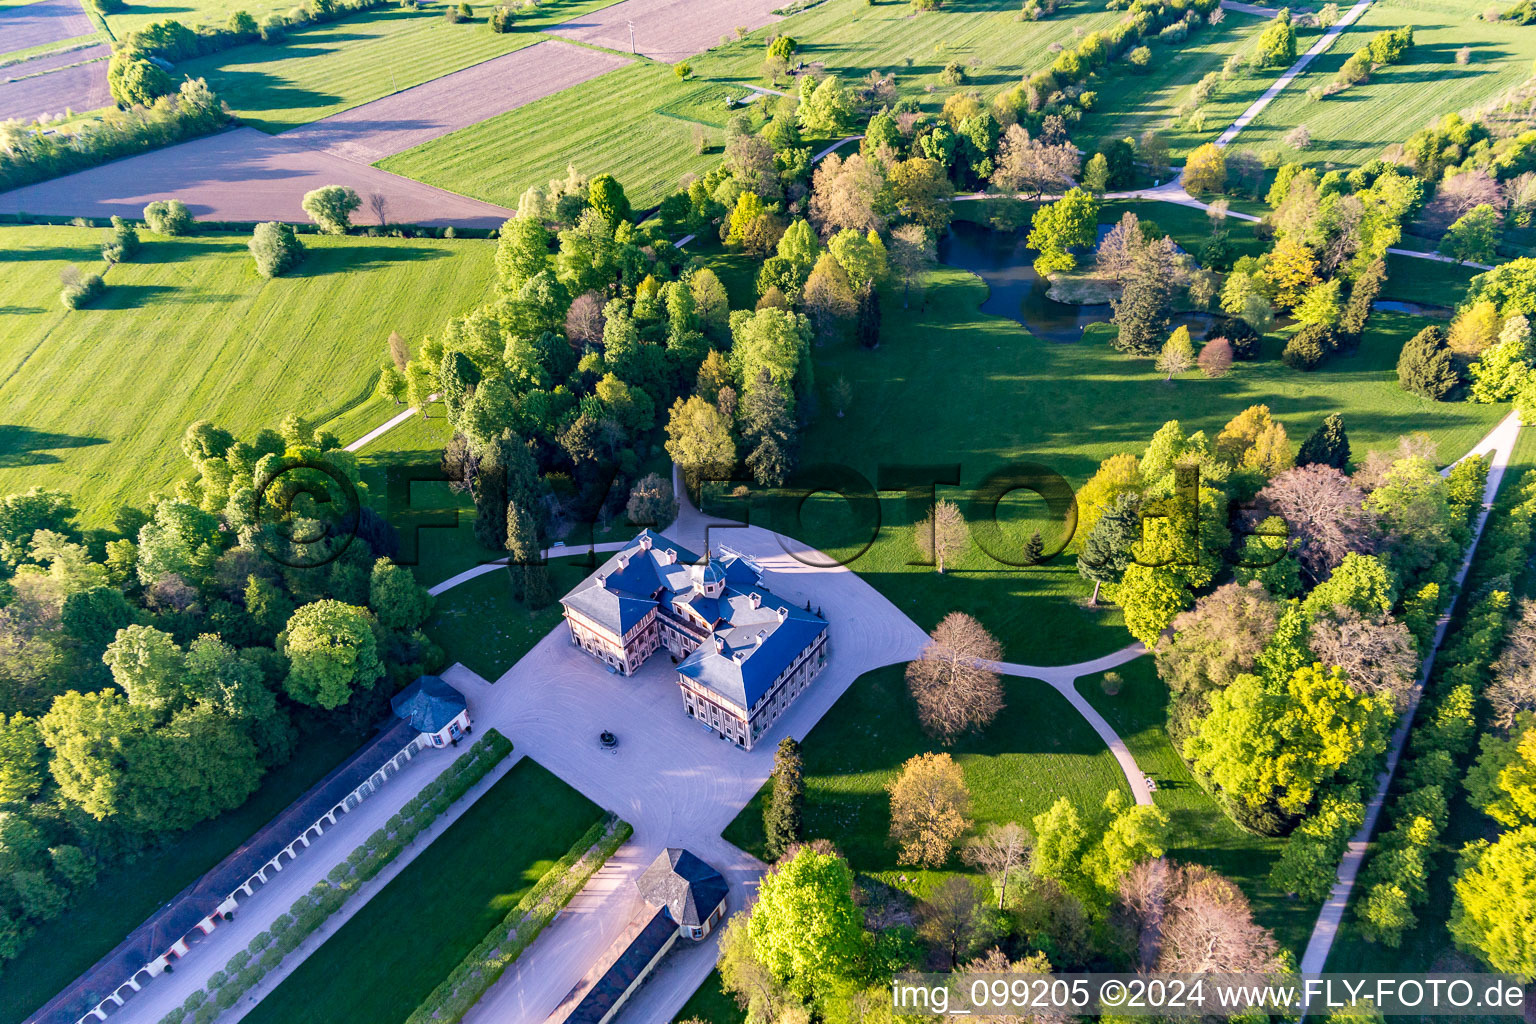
left=547, top=0, right=783, bottom=62
left=0, top=0, right=93, bottom=54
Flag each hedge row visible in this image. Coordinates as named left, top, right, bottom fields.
left=1352, top=467, right=1536, bottom=946
left=154, top=729, right=513, bottom=1024
left=403, top=813, right=634, bottom=1024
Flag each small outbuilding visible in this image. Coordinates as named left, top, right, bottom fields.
left=635, top=848, right=729, bottom=939
left=391, top=675, right=470, bottom=747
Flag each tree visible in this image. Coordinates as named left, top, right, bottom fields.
left=1111, top=237, right=1175, bottom=354
left=665, top=396, right=736, bottom=490
left=1397, top=325, right=1461, bottom=399
left=887, top=157, right=954, bottom=233
left=1295, top=279, right=1343, bottom=328
left=854, top=279, right=881, bottom=350
left=1298, top=413, right=1351, bottom=470
left=918, top=877, right=991, bottom=968
left=0, top=716, right=44, bottom=805
left=1256, top=464, right=1374, bottom=582
left=1198, top=336, right=1233, bottom=377
left=1441, top=203, right=1501, bottom=265
left=1181, top=142, right=1227, bottom=194
left=1026, top=188, right=1098, bottom=275
left=1155, top=863, right=1284, bottom=973
left=248, top=221, right=304, bottom=278
left=802, top=252, right=856, bottom=344
left=963, top=822, right=1032, bottom=909
left=992, top=124, right=1080, bottom=197
left=809, top=153, right=886, bottom=236
left=906, top=611, right=1004, bottom=742
left=1078, top=492, right=1140, bottom=606
left=100, top=216, right=140, bottom=264
left=1156, top=326, right=1196, bottom=381
left=888, top=751, right=972, bottom=866
left=587, top=173, right=631, bottom=227
left=1490, top=602, right=1536, bottom=730
left=889, top=224, right=935, bottom=307
left=369, top=557, right=433, bottom=631
left=301, top=185, right=361, bottom=235
left=1470, top=314, right=1534, bottom=402
left=625, top=472, right=677, bottom=529
left=1270, top=788, right=1365, bottom=899
left=103, top=625, right=187, bottom=711
left=1307, top=607, right=1418, bottom=710
left=108, top=53, right=173, bottom=107
left=1266, top=237, right=1321, bottom=311
left=1257, top=9, right=1297, bottom=66
left=797, top=74, right=855, bottom=136
left=764, top=737, right=804, bottom=859
left=746, top=844, right=866, bottom=1000
left=1034, top=791, right=1167, bottom=915
left=915, top=498, right=967, bottom=574
left=1156, top=582, right=1280, bottom=702
left=494, top=216, right=551, bottom=291
left=279, top=601, right=383, bottom=709
left=1450, top=826, right=1536, bottom=977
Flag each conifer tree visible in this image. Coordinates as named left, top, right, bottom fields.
left=764, top=737, right=804, bottom=859
left=1297, top=413, right=1351, bottom=471
left=1397, top=325, right=1461, bottom=400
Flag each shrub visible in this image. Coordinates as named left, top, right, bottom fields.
left=107, top=53, right=175, bottom=107
left=59, top=267, right=105, bottom=309
left=259, top=13, right=287, bottom=40
left=941, top=61, right=966, bottom=85
left=143, top=199, right=193, bottom=235
left=444, top=4, right=461, bottom=20
left=249, top=221, right=305, bottom=277
left=228, top=9, right=258, bottom=33
left=1457, top=45, right=1472, bottom=64
left=489, top=5, right=513, bottom=30
left=673, top=60, right=691, bottom=79
left=1397, top=325, right=1461, bottom=399
left=100, top=215, right=141, bottom=264
left=1127, top=46, right=1151, bottom=69
left=1199, top=336, right=1234, bottom=377
left=91, top=0, right=125, bottom=11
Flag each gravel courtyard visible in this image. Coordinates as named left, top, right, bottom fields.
left=549, top=0, right=785, bottom=62
left=278, top=40, right=631, bottom=164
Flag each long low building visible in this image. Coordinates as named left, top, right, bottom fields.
left=560, top=530, right=829, bottom=751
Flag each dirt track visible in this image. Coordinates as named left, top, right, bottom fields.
left=0, top=0, right=95, bottom=52
left=549, top=0, right=784, bottom=62
left=0, top=46, right=109, bottom=122
left=279, top=40, right=629, bottom=164
left=0, top=126, right=515, bottom=227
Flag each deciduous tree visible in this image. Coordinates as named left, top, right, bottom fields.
left=906, top=611, right=1004, bottom=742
left=888, top=751, right=972, bottom=866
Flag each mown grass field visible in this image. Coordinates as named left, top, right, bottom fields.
left=708, top=211, right=1504, bottom=663
left=4, top=724, right=366, bottom=1024
left=1072, top=660, right=1311, bottom=956
left=1234, top=0, right=1536, bottom=167
left=242, top=758, right=603, bottom=1024
left=724, top=663, right=1130, bottom=895
left=422, top=557, right=594, bottom=679
left=381, top=0, right=1262, bottom=207
left=177, top=4, right=543, bottom=132
left=0, top=224, right=496, bottom=522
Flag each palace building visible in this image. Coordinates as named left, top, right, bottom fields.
left=559, top=530, right=828, bottom=751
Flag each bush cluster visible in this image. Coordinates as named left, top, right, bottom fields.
left=154, top=730, right=514, bottom=1024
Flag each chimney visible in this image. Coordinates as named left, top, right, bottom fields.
left=777, top=606, right=788, bottom=622
left=596, top=573, right=607, bottom=590
left=713, top=635, right=725, bottom=654
left=733, top=650, right=747, bottom=664
left=616, top=554, right=629, bottom=571
left=665, top=548, right=677, bottom=565
left=749, top=592, right=762, bottom=609
left=638, top=534, right=652, bottom=551
left=754, top=630, right=766, bottom=646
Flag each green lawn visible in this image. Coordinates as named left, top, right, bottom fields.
left=0, top=225, right=496, bottom=522
left=675, top=969, right=747, bottom=1024
left=1073, top=660, right=1311, bottom=957
left=381, top=0, right=1261, bottom=208
left=3, top=723, right=367, bottom=1024
left=1075, top=12, right=1280, bottom=160
left=177, top=5, right=541, bottom=133
left=243, top=757, right=603, bottom=1024
left=723, top=663, right=1129, bottom=894
left=423, top=556, right=595, bottom=679
left=701, top=226, right=1504, bottom=664
left=1233, top=0, right=1536, bottom=167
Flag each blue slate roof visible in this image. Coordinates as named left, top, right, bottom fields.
left=560, top=530, right=701, bottom=636
left=391, top=675, right=467, bottom=733
left=676, top=591, right=825, bottom=712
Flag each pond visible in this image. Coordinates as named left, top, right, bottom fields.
left=937, top=220, right=1455, bottom=342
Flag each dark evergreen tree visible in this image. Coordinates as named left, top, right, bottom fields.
left=764, top=736, right=804, bottom=859
left=1023, top=529, right=1045, bottom=565
left=1337, top=257, right=1386, bottom=350
left=1282, top=323, right=1332, bottom=370
left=505, top=501, right=543, bottom=602
left=1297, top=413, right=1351, bottom=471
left=1214, top=315, right=1262, bottom=360
left=1110, top=243, right=1174, bottom=354
left=856, top=279, right=881, bottom=350
left=1077, top=493, right=1141, bottom=606
left=437, top=349, right=481, bottom=421
left=1397, top=325, right=1461, bottom=400
left=739, top=370, right=798, bottom=487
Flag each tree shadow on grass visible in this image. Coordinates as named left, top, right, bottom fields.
left=99, top=283, right=179, bottom=308
left=0, top=242, right=102, bottom=263
left=293, top=243, right=455, bottom=275
left=0, top=424, right=107, bottom=467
